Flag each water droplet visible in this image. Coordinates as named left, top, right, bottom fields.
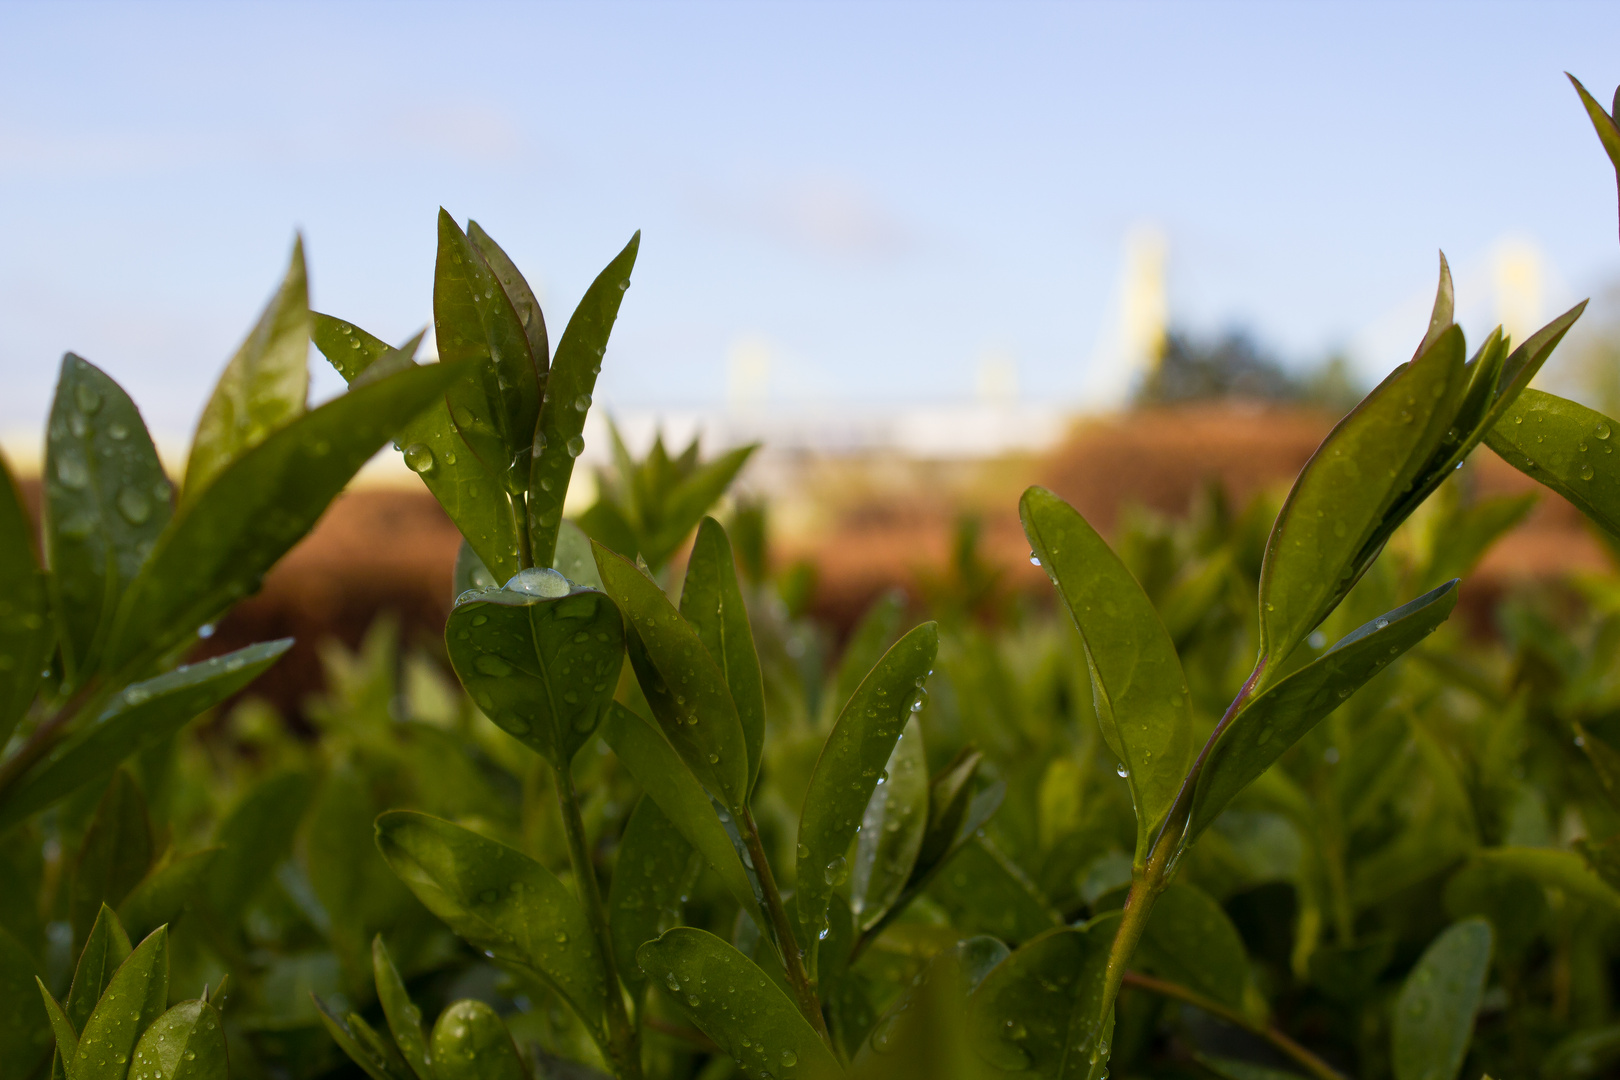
left=1375, top=618, right=1389, bottom=630
left=197, top=623, right=215, bottom=639
left=1116, top=762, right=1129, bottom=778
left=108, top=422, right=129, bottom=440
left=554, top=930, right=569, bottom=943
left=540, top=477, right=554, bottom=491
left=782, top=1050, right=798, bottom=1066
left=505, top=567, right=571, bottom=598
left=1028, top=550, right=1041, bottom=566
left=116, top=487, right=151, bottom=524
left=1600, top=423, right=1613, bottom=440
left=403, top=443, right=434, bottom=474
left=566, top=436, right=585, bottom=458
left=574, top=393, right=592, bottom=412
left=75, top=383, right=102, bottom=414
left=56, top=455, right=89, bottom=490
left=1581, top=464, right=1596, bottom=480
left=824, top=856, right=849, bottom=886
left=475, top=655, right=513, bottom=677
left=797, top=843, right=810, bottom=859
left=707, top=752, right=720, bottom=764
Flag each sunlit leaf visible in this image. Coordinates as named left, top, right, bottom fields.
left=554, top=519, right=604, bottom=588
left=1391, top=919, right=1492, bottom=1080
left=680, top=517, right=766, bottom=788
left=1570, top=73, right=1620, bottom=244
left=468, top=221, right=549, bottom=370
left=1485, top=389, right=1620, bottom=538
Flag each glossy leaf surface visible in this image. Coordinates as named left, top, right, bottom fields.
left=850, top=716, right=928, bottom=931
left=104, top=362, right=460, bottom=674
left=444, top=582, right=624, bottom=767
left=313, top=997, right=409, bottom=1080
left=1021, top=487, right=1192, bottom=856
left=370, top=937, right=430, bottom=1080
left=129, top=999, right=228, bottom=1080
left=636, top=927, right=843, bottom=1080
left=0, top=640, right=292, bottom=830
left=66, top=904, right=132, bottom=1032
left=311, top=311, right=392, bottom=382
left=1571, top=73, right=1620, bottom=243
left=680, top=517, right=766, bottom=788
left=374, top=811, right=608, bottom=1043
left=608, top=795, right=700, bottom=995
left=1486, top=389, right=1620, bottom=537
left=595, top=541, right=749, bottom=811
left=431, top=999, right=527, bottom=1080
left=1188, top=581, right=1458, bottom=841
left=468, top=221, right=549, bottom=369
left=38, top=980, right=76, bottom=1071
left=43, top=354, right=172, bottom=683
left=184, top=238, right=309, bottom=504
left=73, top=927, right=167, bottom=1080
left=0, top=451, right=49, bottom=745
left=796, top=622, right=937, bottom=952
left=1392, top=919, right=1492, bottom=1080
left=529, top=233, right=639, bottom=567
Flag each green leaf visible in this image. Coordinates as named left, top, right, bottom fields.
left=444, top=580, right=625, bottom=768
left=529, top=233, right=640, bottom=568
left=0, top=640, right=292, bottom=830
left=968, top=914, right=1119, bottom=1080
left=1464, top=847, right=1620, bottom=916
left=451, top=537, right=499, bottom=598
left=640, top=445, right=759, bottom=569
left=1020, top=487, right=1192, bottom=858
left=432, top=209, right=540, bottom=495
left=926, top=837, right=1059, bottom=944
left=913, top=747, right=984, bottom=877
left=680, top=517, right=766, bottom=789
left=42, top=354, right=172, bottom=685
left=636, top=927, right=843, bottom=1080
left=1419, top=492, right=1536, bottom=590
left=118, top=848, right=220, bottom=943
left=0, top=925, right=48, bottom=1074
left=850, top=936, right=1007, bottom=1075
left=311, top=311, right=392, bottom=383
left=205, top=767, right=314, bottom=919
left=72, top=926, right=168, bottom=1080
left=1186, top=581, right=1458, bottom=842
left=469, top=221, right=549, bottom=370
left=430, top=999, right=527, bottom=1080
left=849, top=716, right=928, bottom=932
left=372, top=935, right=432, bottom=1080
left=0, top=450, right=50, bottom=747
left=1570, top=73, right=1620, bottom=242
left=1483, top=303, right=1587, bottom=430
left=554, top=519, right=604, bottom=588
left=1256, top=314, right=1466, bottom=677
left=608, top=795, right=701, bottom=996
left=374, top=810, right=609, bottom=1044
left=129, top=999, right=228, bottom=1080
left=36, top=979, right=77, bottom=1072
left=831, top=588, right=906, bottom=716
left=1485, top=389, right=1620, bottom=538
left=1391, top=918, right=1493, bottom=1080
left=1544, top=1024, right=1620, bottom=1080
left=600, top=702, right=763, bottom=928
left=103, top=361, right=461, bottom=675
left=797, top=622, right=937, bottom=954
left=595, top=541, right=750, bottom=811
left=1135, top=883, right=1252, bottom=1014
left=70, top=770, right=153, bottom=944
left=313, top=995, right=412, bottom=1080
left=66, top=905, right=132, bottom=1033
left=183, top=237, right=310, bottom=505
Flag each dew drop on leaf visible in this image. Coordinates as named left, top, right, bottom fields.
left=403, top=443, right=434, bottom=474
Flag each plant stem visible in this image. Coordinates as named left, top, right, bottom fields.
left=1098, top=844, right=1172, bottom=1023
left=514, top=493, right=534, bottom=570
left=1122, top=971, right=1346, bottom=1080
left=555, top=763, right=642, bottom=1080
left=739, top=805, right=829, bottom=1040
left=0, top=679, right=108, bottom=803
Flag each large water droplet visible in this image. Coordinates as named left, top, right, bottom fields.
left=57, top=455, right=89, bottom=490
left=574, top=393, right=592, bottom=412
left=1116, top=762, right=1129, bottom=778
left=403, top=443, right=434, bottom=473
left=1581, top=463, right=1596, bottom=480
left=566, top=436, right=586, bottom=458
left=116, top=487, right=151, bottom=524
left=1599, top=423, right=1613, bottom=440
left=475, top=655, right=513, bottom=676
left=75, top=383, right=102, bottom=414
left=505, top=567, right=571, bottom=598
left=824, top=856, right=849, bottom=886
left=1028, top=550, right=1041, bottom=566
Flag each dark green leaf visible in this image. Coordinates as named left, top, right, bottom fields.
left=374, top=810, right=608, bottom=1044
left=1256, top=316, right=1466, bottom=678
left=680, top=517, right=766, bottom=788
left=1195, top=1054, right=1308, bottom=1080
left=0, top=640, right=292, bottom=830
left=36, top=979, right=76, bottom=1071
left=66, top=904, right=132, bottom=1033
left=595, top=541, right=750, bottom=811
left=1544, top=1023, right=1620, bottom=1080
left=432, top=209, right=540, bottom=496
left=469, top=221, right=549, bottom=370
left=913, top=747, right=984, bottom=876
left=444, top=580, right=625, bottom=768
left=926, top=837, right=1059, bottom=944
left=1570, top=73, right=1620, bottom=241
left=1465, top=847, right=1620, bottom=917
left=43, top=354, right=172, bottom=685
left=104, top=361, right=461, bottom=675
left=1021, top=487, right=1192, bottom=857
left=118, top=848, right=220, bottom=942
left=1391, top=918, right=1492, bottom=1080
left=313, top=994, right=412, bottom=1080
left=529, top=233, right=640, bottom=568
left=849, top=937, right=1006, bottom=1079
left=1484, top=303, right=1587, bottom=429
left=205, top=767, right=314, bottom=919
left=0, top=450, right=50, bottom=746
left=1486, top=389, right=1620, bottom=538
left=968, top=914, right=1119, bottom=1080
left=641, top=446, right=759, bottom=569
left=1135, top=883, right=1253, bottom=1014
left=129, top=999, right=228, bottom=1080
left=608, top=795, right=701, bottom=996
left=430, top=999, right=526, bottom=1080
left=0, top=925, right=48, bottom=1073
left=849, top=716, right=928, bottom=931
left=72, top=926, right=167, bottom=1080
left=372, top=935, right=432, bottom=1080
left=311, top=311, right=391, bottom=383
left=1187, top=581, right=1458, bottom=842
left=831, top=588, right=906, bottom=716
left=797, top=622, right=937, bottom=956
left=636, top=927, right=843, bottom=1080
left=70, top=770, right=153, bottom=944
left=183, top=237, right=310, bottom=504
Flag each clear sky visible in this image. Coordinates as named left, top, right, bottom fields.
left=3, top=0, right=1620, bottom=445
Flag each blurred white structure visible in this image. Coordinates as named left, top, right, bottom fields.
left=1081, top=225, right=1169, bottom=411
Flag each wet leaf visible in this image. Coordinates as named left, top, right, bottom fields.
left=37, top=979, right=76, bottom=1072
left=636, top=927, right=843, bottom=1080
left=529, top=233, right=640, bottom=567
left=1391, top=918, right=1492, bottom=1080
left=118, top=847, right=220, bottom=943
left=1135, top=883, right=1252, bottom=1014
left=468, top=221, right=549, bottom=371
left=680, top=517, right=766, bottom=789
left=912, top=747, right=985, bottom=877
left=1570, top=73, right=1620, bottom=243
left=595, top=541, right=750, bottom=812
left=1486, top=389, right=1620, bottom=538
left=554, top=519, right=604, bottom=588
left=1187, top=581, right=1458, bottom=842
left=70, top=770, right=152, bottom=944
left=0, top=640, right=292, bottom=830
left=926, top=837, right=1059, bottom=944
left=184, top=238, right=309, bottom=504
left=72, top=926, right=168, bottom=1080
left=430, top=999, right=527, bottom=1080
left=450, top=537, right=499, bottom=599
left=444, top=580, right=625, bottom=768
left=374, top=810, right=608, bottom=1044
left=0, top=450, right=49, bottom=746
left=42, top=354, right=172, bottom=685
left=372, top=936, right=432, bottom=1080
left=311, top=311, right=393, bottom=383
left=849, top=937, right=1007, bottom=1079
left=128, top=998, right=228, bottom=1080
left=608, top=795, right=702, bottom=996
left=849, top=716, right=928, bottom=931
left=968, top=914, right=1119, bottom=1080
left=104, top=361, right=461, bottom=676
left=313, top=995, right=412, bottom=1080
left=797, top=622, right=937, bottom=959
left=831, top=588, right=907, bottom=716
left=1021, top=487, right=1192, bottom=859
left=65, top=904, right=132, bottom=1033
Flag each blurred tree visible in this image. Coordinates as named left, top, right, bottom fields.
left=1135, top=328, right=1361, bottom=412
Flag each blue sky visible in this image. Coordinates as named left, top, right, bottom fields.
left=3, top=0, right=1620, bottom=444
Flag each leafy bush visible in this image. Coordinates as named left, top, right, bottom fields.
left=6, top=73, right=1620, bottom=1080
